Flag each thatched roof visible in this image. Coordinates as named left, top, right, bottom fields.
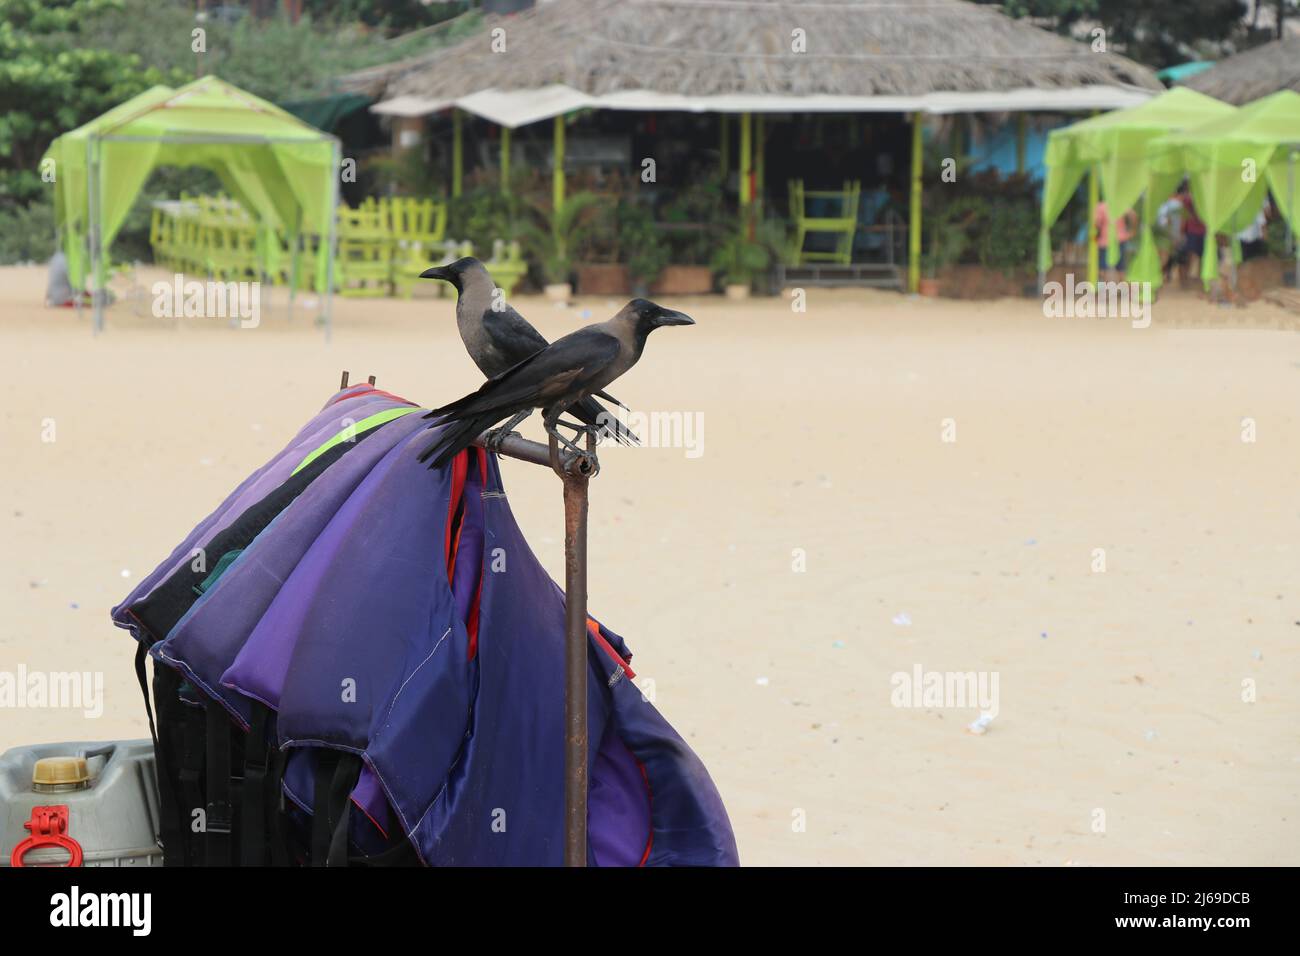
left=1184, top=37, right=1300, bottom=105
left=387, top=0, right=1161, bottom=102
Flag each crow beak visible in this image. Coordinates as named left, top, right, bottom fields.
left=655, top=308, right=695, bottom=327
left=420, top=266, right=451, bottom=280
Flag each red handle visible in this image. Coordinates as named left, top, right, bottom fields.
left=10, top=805, right=83, bottom=868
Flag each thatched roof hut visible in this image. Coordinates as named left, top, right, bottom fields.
left=1184, top=37, right=1300, bottom=105
left=375, top=0, right=1161, bottom=121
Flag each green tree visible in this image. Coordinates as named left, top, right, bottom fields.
left=0, top=0, right=182, bottom=206
left=981, top=0, right=1250, bottom=69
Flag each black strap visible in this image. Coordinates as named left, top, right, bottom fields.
left=240, top=704, right=271, bottom=866
left=204, top=702, right=233, bottom=866
left=327, top=755, right=363, bottom=867
left=267, top=742, right=291, bottom=867
left=134, top=642, right=160, bottom=754
left=137, top=644, right=186, bottom=866
left=176, top=703, right=205, bottom=866
left=310, top=752, right=339, bottom=866
left=309, top=751, right=362, bottom=867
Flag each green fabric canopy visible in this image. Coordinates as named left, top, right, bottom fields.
left=1150, top=90, right=1300, bottom=285
left=1039, top=88, right=1235, bottom=281
left=44, top=76, right=340, bottom=306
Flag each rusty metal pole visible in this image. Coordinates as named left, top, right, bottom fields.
left=480, top=428, right=597, bottom=866
left=560, top=462, right=589, bottom=866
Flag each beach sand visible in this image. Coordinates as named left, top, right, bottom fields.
left=2, top=263, right=1298, bottom=865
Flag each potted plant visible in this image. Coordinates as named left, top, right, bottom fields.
left=574, top=202, right=627, bottom=294
left=655, top=174, right=725, bottom=295
left=710, top=207, right=784, bottom=299
left=573, top=174, right=633, bottom=295
left=620, top=201, right=670, bottom=295
left=920, top=197, right=977, bottom=297
left=521, top=191, right=601, bottom=302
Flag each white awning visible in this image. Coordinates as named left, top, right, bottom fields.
left=455, top=85, right=594, bottom=128
left=371, top=83, right=1155, bottom=126
left=370, top=94, right=453, bottom=117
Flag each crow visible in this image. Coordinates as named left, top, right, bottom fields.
left=420, top=257, right=638, bottom=446
left=418, top=298, right=694, bottom=471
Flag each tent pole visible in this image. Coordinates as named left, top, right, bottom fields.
left=89, top=136, right=104, bottom=335
left=909, top=112, right=922, bottom=295
left=1087, top=163, right=1100, bottom=287
left=500, top=126, right=511, bottom=195
left=452, top=109, right=463, bottom=199
left=289, top=212, right=300, bottom=323
left=323, top=139, right=341, bottom=343
left=553, top=114, right=565, bottom=214
left=1291, top=150, right=1297, bottom=289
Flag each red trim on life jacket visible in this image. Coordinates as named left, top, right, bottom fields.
left=349, top=795, right=389, bottom=840
left=465, top=448, right=489, bottom=662
left=635, top=756, right=654, bottom=867
left=444, top=451, right=468, bottom=580
left=587, top=618, right=635, bottom=680
left=328, top=385, right=419, bottom=408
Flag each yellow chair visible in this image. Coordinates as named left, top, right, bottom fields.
left=486, top=239, right=527, bottom=297
left=788, top=179, right=861, bottom=266
left=388, top=197, right=451, bottom=298
left=335, top=203, right=393, bottom=296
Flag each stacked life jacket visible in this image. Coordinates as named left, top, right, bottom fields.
left=113, top=384, right=740, bottom=866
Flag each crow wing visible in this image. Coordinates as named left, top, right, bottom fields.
left=431, top=327, right=622, bottom=421
left=480, top=304, right=549, bottom=364
left=481, top=305, right=628, bottom=408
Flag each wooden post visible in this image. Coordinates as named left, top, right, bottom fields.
left=739, top=112, right=752, bottom=207
left=909, top=112, right=923, bottom=295
left=553, top=113, right=565, bottom=214
left=452, top=109, right=463, bottom=199
left=500, top=125, right=511, bottom=195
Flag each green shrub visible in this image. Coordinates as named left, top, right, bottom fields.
left=0, top=196, right=56, bottom=264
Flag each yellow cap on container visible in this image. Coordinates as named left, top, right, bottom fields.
left=32, top=756, right=91, bottom=789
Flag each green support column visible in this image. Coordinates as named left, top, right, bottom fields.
left=720, top=114, right=729, bottom=180
left=553, top=114, right=566, bottom=214
left=1016, top=114, right=1026, bottom=175
left=452, top=109, right=463, bottom=199
left=739, top=112, right=752, bottom=207
left=1087, top=163, right=1099, bottom=286
left=500, top=125, right=511, bottom=196
left=755, top=114, right=765, bottom=210
left=909, top=112, right=923, bottom=294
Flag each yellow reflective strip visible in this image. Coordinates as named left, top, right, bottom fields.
left=291, top=406, right=420, bottom=476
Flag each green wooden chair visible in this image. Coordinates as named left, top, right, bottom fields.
left=335, top=202, right=392, bottom=296
left=388, top=197, right=451, bottom=298
left=788, top=179, right=861, bottom=266
left=486, top=239, right=528, bottom=297
left=201, top=197, right=261, bottom=281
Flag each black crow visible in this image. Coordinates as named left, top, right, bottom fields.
left=418, top=298, right=694, bottom=470
left=420, top=257, right=637, bottom=446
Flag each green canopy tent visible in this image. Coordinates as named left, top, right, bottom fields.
left=1039, top=88, right=1235, bottom=289
left=43, top=76, right=341, bottom=335
left=1150, top=90, right=1300, bottom=288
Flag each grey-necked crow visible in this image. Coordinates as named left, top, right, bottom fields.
left=420, top=257, right=637, bottom=445
left=418, top=298, right=694, bottom=470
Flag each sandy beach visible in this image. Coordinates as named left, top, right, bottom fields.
left=2, top=262, right=1298, bottom=866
